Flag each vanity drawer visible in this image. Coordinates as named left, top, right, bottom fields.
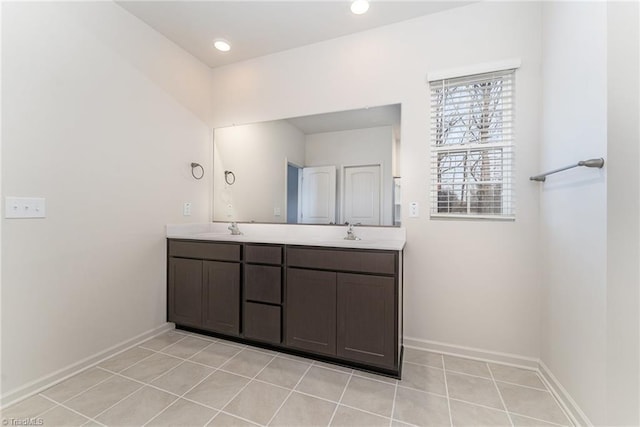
left=287, top=247, right=396, bottom=275
left=245, top=244, right=282, bottom=265
left=169, top=240, right=241, bottom=261
left=244, top=265, right=281, bottom=304
left=244, top=302, right=281, bottom=344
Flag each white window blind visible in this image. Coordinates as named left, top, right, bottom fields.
left=430, top=69, right=515, bottom=219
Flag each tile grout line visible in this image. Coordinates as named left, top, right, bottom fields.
left=388, top=376, right=399, bottom=427
left=338, top=403, right=395, bottom=423
left=326, top=368, right=354, bottom=426
left=139, top=343, right=221, bottom=427
left=448, top=397, right=511, bottom=414
left=98, top=367, right=228, bottom=423
left=201, top=410, right=223, bottom=427
left=38, top=393, right=105, bottom=426
left=403, top=359, right=549, bottom=391
left=310, top=360, right=354, bottom=376
left=487, top=363, right=514, bottom=427
left=146, top=335, right=220, bottom=390
left=507, top=410, right=571, bottom=427
left=441, top=367, right=550, bottom=392
left=441, top=354, right=454, bottom=427
left=94, top=341, right=174, bottom=382
left=139, top=396, right=182, bottom=427
left=264, top=362, right=315, bottom=426
left=396, top=383, right=447, bottom=399
left=216, top=351, right=279, bottom=423
left=141, top=339, right=240, bottom=427
left=135, top=338, right=229, bottom=427
left=39, top=368, right=118, bottom=407
left=351, top=371, right=398, bottom=386
left=217, top=409, right=264, bottom=426
left=93, top=339, right=211, bottom=422
left=82, top=381, right=146, bottom=424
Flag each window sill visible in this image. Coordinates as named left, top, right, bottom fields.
left=430, top=214, right=515, bottom=222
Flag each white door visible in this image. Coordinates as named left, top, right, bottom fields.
left=300, top=166, right=336, bottom=224
left=343, top=165, right=381, bottom=225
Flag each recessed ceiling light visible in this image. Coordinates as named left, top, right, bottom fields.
left=351, top=0, right=369, bottom=15
left=213, top=39, right=231, bottom=52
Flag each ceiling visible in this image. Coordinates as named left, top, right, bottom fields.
left=116, top=1, right=472, bottom=69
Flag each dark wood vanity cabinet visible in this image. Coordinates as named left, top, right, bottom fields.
left=168, top=240, right=241, bottom=336
left=243, top=244, right=283, bottom=345
left=202, top=261, right=240, bottom=334
left=285, top=246, right=400, bottom=372
left=286, top=268, right=337, bottom=356
left=337, top=273, right=395, bottom=368
left=168, top=257, right=203, bottom=328
left=167, top=239, right=402, bottom=376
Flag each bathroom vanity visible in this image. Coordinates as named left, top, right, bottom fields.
left=166, top=223, right=405, bottom=377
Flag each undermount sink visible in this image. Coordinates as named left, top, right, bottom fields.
left=195, top=232, right=243, bottom=239
left=310, top=237, right=380, bottom=245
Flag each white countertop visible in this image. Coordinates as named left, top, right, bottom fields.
left=166, top=223, right=406, bottom=251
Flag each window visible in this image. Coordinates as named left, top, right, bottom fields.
left=430, top=69, right=515, bottom=219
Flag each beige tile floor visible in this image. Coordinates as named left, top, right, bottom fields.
left=1, top=330, right=573, bottom=427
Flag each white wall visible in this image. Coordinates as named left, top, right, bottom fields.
left=605, top=1, right=640, bottom=424
left=539, top=3, right=607, bottom=424
left=213, top=121, right=305, bottom=222
left=1, top=2, right=212, bottom=403
left=305, top=126, right=393, bottom=225
left=541, top=3, right=640, bottom=425
left=210, top=1, right=543, bottom=359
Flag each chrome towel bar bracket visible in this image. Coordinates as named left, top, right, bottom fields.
left=530, top=158, right=604, bottom=182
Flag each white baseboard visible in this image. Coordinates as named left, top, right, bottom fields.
left=539, top=360, right=592, bottom=427
left=0, top=323, right=174, bottom=409
left=403, top=335, right=540, bottom=370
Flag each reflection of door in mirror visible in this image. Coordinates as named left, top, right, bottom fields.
left=286, top=163, right=301, bottom=223
left=300, top=166, right=336, bottom=224
left=343, top=165, right=381, bottom=225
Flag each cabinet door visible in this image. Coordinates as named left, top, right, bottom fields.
left=168, top=257, right=203, bottom=327
left=202, top=261, right=240, bottom=335
left=337, top=273, right=395, bottom=368
left=285, top=268, right=336, bottom=356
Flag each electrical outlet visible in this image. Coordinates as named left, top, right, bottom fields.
left=409, top=201, right=419, bottom=217
left=183, top=202, right=192, bottom=216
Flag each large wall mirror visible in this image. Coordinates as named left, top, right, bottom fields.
left=213, top=104, right=401, bottom=226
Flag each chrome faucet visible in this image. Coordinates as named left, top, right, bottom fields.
left=228, top=222, right=243, bottom=235
left=344, top=222, right=362, bottom=240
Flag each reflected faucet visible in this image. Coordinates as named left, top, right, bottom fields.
left=228, top=222, right=243, bottom=235
left=344, top=222, right=362, bottom=241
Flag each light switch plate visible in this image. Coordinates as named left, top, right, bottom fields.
left=183, top=202, right=192, bottom=216
left=5, top=197, right=46, bottom=218
left=409, top=201, right=419, bottom=217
